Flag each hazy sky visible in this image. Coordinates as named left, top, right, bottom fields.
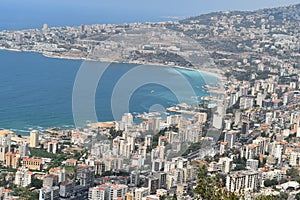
left=1, top=0, right=299, bottom=29
left=81, top=0, right=299, bottom=12
left=17, top=0, right=298, bottom=14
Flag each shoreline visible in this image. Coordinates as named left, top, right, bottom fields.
left=0, top=48, right=227, bottom=135
left=0, top=48, right=226, bottom=82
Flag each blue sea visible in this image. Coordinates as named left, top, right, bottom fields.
left=0, top=50, right=217, bottom=134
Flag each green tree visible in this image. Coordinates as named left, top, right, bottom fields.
left=295, top=192, right=300, bottom=200
left=195, top=167, right=239, bottom=200
left=263, top=179, right=278, bottom=187
left=29, top=178, right=43, bottom=189
left=255, top=195, right=279, bottom=200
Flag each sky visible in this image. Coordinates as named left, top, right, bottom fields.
left=0, top=0, right=299, bottom=29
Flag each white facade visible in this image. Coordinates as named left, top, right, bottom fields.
left=30, top=130, right=39, bottom=148
left=14, top=167, right=32, bottom=187
left=226, top=170, right=259, bottom=193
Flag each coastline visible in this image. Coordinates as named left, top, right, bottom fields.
left=0, top=48, right=226, bottom=83
left=0, top=48, right=226, bottom=135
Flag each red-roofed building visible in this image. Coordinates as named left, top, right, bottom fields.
left=5, top=152, right=20, bottom=169
left=65, top=158, right=77, bottom=167
left=22, top=157, right=43, bottom=171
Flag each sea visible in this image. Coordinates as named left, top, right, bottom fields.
left=0, top=50, right=218, bottom=135
left=0, top=2, right=222, bottom=135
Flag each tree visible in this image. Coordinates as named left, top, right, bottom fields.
left=287, top=167, right=300, bottom=181
left=233, top=164, right=246, bottom=171
left=295, top=192, right=300, bottom=200
left=263, top=179, right=278, bottom=187
left=233, top=156, right=247, bottom=171
left=255, top=195, right=279, bottom=200
left=195, top=167, right=239, bottom=200
left=29, top=148, right=55, bottom=159
left=29, top=178, right=43, bottom=189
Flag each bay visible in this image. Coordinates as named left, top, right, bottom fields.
left=0, top=50, right=217, bottom=134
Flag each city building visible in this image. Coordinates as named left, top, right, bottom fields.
left=47, top=141, right=58, bottom=154
left=14, top=167, right=33, bottom=187
left=88, top=184, right=128, bottom=200
left=5, top=152, right=20, bottom=168
left=135, top=187, right=149, bottom=200
left=59, top=182, right=74, bottom=198
left=39, top=186, right=60, bottom=200
left=226, top=170, right=259, bottom=193
left=29, top=130, right=39, bottom=148
left=22, top=157, right=43, bottom=171
left=224, top=131, right=237, bottom=148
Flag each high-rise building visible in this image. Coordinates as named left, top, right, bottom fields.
left=239, top=86, right=248, bottom=97
left=80, top=24, right=86, bottom=33
left=122, top=113, right=133, bottom=126
left=43, top=174, right=58, bottom=188
left=94, top=161, right=105, bottom=176
left=149, top=118, right=161, bottom=132
left=147, top=176, right=159, bottom=194
left=29, top=130, right=39, bottom=148
left=50, top=167, right=66, bottom=183
left=234, top=111, right=241, bottom=126
left=129, top=170, right=140, bottom=187
left=39, top=186, right=60, bottom=200
left=252, top=137, right=270, bottom=155
left=224, top=131, right=236, bottom=148
left=239, top=96, right=254, bottom=110
left=256, top=93, right=265, bottom=107
left=152, top=159, right=165, bottom=172
left=153, top=171, right=167, bottom=189
left=144, top=135, right=153, bottom=147
left=42, top=23, right=48, bottom=31
left=0, top=188, right=13, bottom=200
left=198, top=113, right=207, bottom=123
left=135, top=187, right=149, bottom=200
left=220, top=142, right=227, bottom=154
left=77, top=165, right=95, bottom=188
left=118, top=113, right=134, bottom=131
left=213, top=114, right=223, bottom=129
left=226, top=171, right=259, bottom=193
left=230, top=92, right=238, bottom=106
left=265, top=112, right=273, bottom=124
left=59, top=182, right=74, bottom=198
left=15, top=167, right=32, bottom=187
left=0, top=133, right=11, bottom=162
left=5, top=152, right=20, bottom=169
left=296, top=119, right=300, bottom=137
left=88, top=184, right=128, bottom=200
left=47, top=141, right=58, bottom=154
left=18, top=142, right=29, bottom=157
left=88, top=186, right=105, bottom=200
left=289, top=151, right=300, bottom=166
left=167, top=115, right=181, bottom=126
left=224, top=119, right=232, bottom=130
left=241, top=122, right=249, bottom=136
left=151, top=146, right=165, bottom=161
left=219, top=157, right=233, bottom=173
